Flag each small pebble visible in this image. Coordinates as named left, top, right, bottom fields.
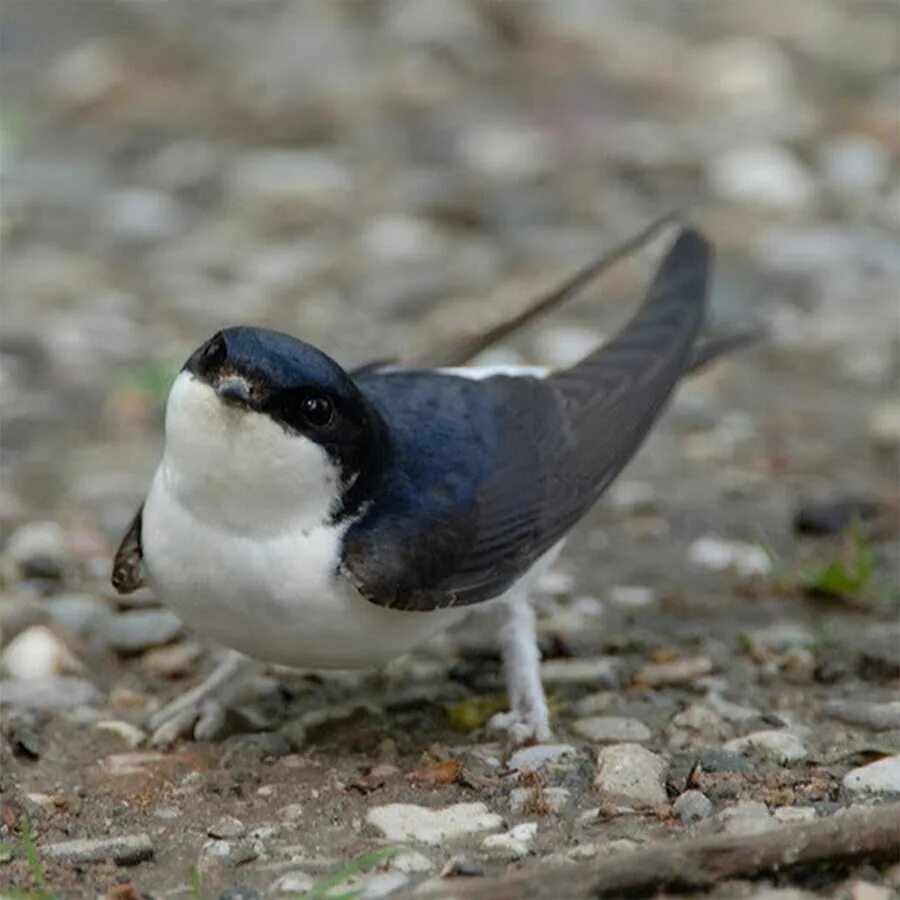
left=273, top=872, right=315, bottom=894
left=103, top=609, right=183, bottom=654
left=593, top=743, right=668, bottom=809
left=44, top=593, right=111, bottom=638
left=5, top=521, right=68, bottom=579
left=481, top=822, right=537, bottom=860
left=366, top=802, right=502, bottom=846
left=823, top=700, right=900, bottom=732
left=540, top=657, right=620, bottom=686
left=773, top=806, right=817, bottom=824
left=573, top=716, right=651, bottom=743
left=94, top=720, right=145, bottom=748
left=689, top=537, right=770, bottom=577
left=209, top=816, right=247, bottom=839
left=2, top=626, right=80, bottom=679
left=507, top=743, right=577, bottom=772
left=389, top=849, right=434, bottom=873
left=717, top=800, right=773, bottom=836
left=673, top=790, right=713, bottom=824
left=634, top=656, right=713, bottom=687
left=40, top=833, right=153, bottom=865
left=870, top=403, right=900, bottom=448
left=0, top=676, right=99, bottom=710
left=140, top=641, right=202, bottom=678
left=707, top=144, right=816, bottom=212
left=724, top=730, right=807, bottom=763
left=847, top=881, right=894, bottom=900
left=843, top=755, right=900, bottom=797
left=607, top=585, right=656, bottom=609
left=230, top=150, right=351, bottom=229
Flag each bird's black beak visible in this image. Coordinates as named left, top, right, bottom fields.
left=216, top=375, right=254, bottom=408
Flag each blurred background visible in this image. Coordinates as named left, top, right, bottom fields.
left=0, top=2, right=898, bottom=894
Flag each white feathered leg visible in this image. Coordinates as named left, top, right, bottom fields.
left=489, top=587, right=551, bottom=743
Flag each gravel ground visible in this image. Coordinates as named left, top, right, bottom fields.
left=1, top=2, right=898, bottom=898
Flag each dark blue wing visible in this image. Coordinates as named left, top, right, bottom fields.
left=340, top=229, right=712, bottom=610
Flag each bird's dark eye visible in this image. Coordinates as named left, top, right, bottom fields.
left=301, top=395, right=334, bottom=428
left=200, top=333, right=227, bottom=371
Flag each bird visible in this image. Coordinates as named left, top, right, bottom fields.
left=112, top=225, right=746, bottom=746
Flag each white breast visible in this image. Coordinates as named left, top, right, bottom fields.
left=141, top=373, right=463, bottom=669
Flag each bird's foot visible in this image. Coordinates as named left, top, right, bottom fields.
left=487, top=709, right=552, bottom=746
left=148, top=652, right=258, bottom=746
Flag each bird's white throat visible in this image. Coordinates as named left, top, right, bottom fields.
left=161, top=371, right=341, bottom=535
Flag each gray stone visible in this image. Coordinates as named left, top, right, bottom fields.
left=724, top=730, right=807, bottom=763
left=366, top=803, right=502, bottom=846
left=103, top=188, right=183, bottom=242
left=593, top=743, right=668, bottom=808
left=634, top=656, right=714, bottom=687
left=507, top=743, right=578, bottom=772
left=103, top=609, right=183, bottom=654
left=818, top=135, right=891, bottom=196
left=573, top=716, right=652, bottom=743
left=540, top=657, right=620, bottom=687
left=673, top=790, right=713, bottom=823
left=824, top=700, right=900, bottom=732
left=750, top=622, right=817, bottom=651
left=843, top=755, right=900, bottom=797
left=717, top=800, right=773, bottom=836
left=5, top=521, right=68, bottom=579
left=230, top=150, right=351, bottom=228
left=40, top=833, right=153, bottom=865
left=0, top=676, right=100, bottom=710
left=481, top=822, right=537, bottom=860
left=209, top=815, right=247, bottom=839
left=44, top=593, right=111, bottom=638
left=707, top=144, right=816, bottom=212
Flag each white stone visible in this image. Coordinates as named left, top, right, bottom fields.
left=818, top=135, right=891, bottom=196
left=707, top=144, right=815, bottom=212
left=673, top=790, right=713, bottom=823
left=608, top=481, right=657, bottom=514
left=273, top=872, right=315, bottom=894
left=507, top=743, right=578, bottom=772
left=2, top=626, right=80, bottom=679
left=366, top=803, right=502, bottom=846
left=104, top=188, right=182, bottom=242
left=607, top=585, right=656, bottom=609
left=724, top=730, right=807, bottom=764
left=481, top=822, right=537, bottom=859
left=689, top=536, right=771, bottom=577
left=773, top=806, right=817, bottom=824
left=389, top=849, right=434, bottom=873
left=94, top=720, right=145, bottom=748
left=230, top=150, right=351, bottom=228
left=751, top=622, right=816, bottom=650
left=359, top=214, right=447, bottom=265
left=5, top=521, right=68, bottom=574
left=593, top=744, right=668, bottom=808
left=717, top=800, right=773, bottom=836
left=843, top=755, right=900, bottom=797
left=540, top=657, right=620, bottom=686
left=458, top=123, right=556, bottom=181
left=573, top=716, right=652, bottom=743
left=870, top=403, right=900, bottom=448
left=688, top=37, right=793, bottom=111
left=847, top=881, right=894, bottom=900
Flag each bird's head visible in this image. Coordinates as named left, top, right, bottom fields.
left=162, top=327, right=382, bottom=532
